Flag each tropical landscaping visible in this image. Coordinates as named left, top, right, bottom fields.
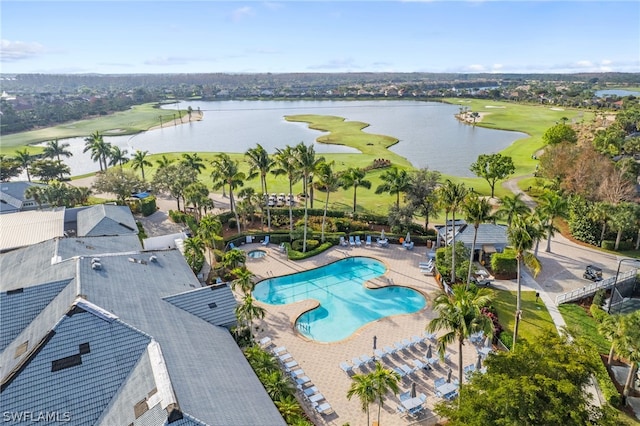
left=2, top=93, right=640, bottom=424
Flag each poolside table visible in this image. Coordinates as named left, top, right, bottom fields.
left=436, top=382, right=458, bottom=400
left=477, top=347, right=493, bottom=358
left=401, top=395, right=424, bottom=411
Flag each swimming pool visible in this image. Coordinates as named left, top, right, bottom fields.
left=252, top=257, right=426, bottom=342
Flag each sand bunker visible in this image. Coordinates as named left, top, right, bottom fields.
left=485, top=105, right=506, bottom=109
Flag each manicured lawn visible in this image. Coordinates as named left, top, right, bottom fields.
left=491, top=289, right=557, bottom=343
left=558, top=303, right=610, bottom=353
left=0, top=103, right=186, bottom=154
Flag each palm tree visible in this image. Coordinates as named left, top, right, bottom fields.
left=155, top=154, right=174, bottom=170
left=598, top=313, right=626, bottom=367
left=198, top=214, right=223, bottom=269
left=245, top=144, right=274, bottom=231
left=108, top=145, right=129, bottom=169
left=231, top=268, right=255, bottom=295
left=316, top=161, right=340, bottom=242
left=341, top=167, right=372, bottom=213
left=183, top=236, right=205, bottom=273
left=617, top=311, right=640, bottom=397
left=439, top=180, right=468, bottom=284
left=537, top=190, right=569, bottom=253
left=244, top=345, right=279, bottom=374
left=426, top=284, right=494, bottom=387
left=371, top=361, right=401, bottom=425
left=608, top=202, right=637, bottom=251
left=181, top=152, right=206, bottom=174
left=507, top=214, right=542, bottom=348
left=235, top=294, right=266, bottom=342
left=24, top=185, right=45, bottom=208
left=295, top=142, right=324, bottom=253
left=221, top=248, right=246, bottom=270
left=588, top=201, right=612, bottom=247
left=184, top=181, right=210, bottom=221
left=83, top=131, right=111, bottom=172
left=463, top=194, right=493, bottom=287
left=131, top=150, right=152, bottom=181
left=375, top=167, right=410, bottom=207
left=43, top=139, right=73, bottom=164
left=274, top=395, right=303, bottom=425
left=211, top=154, right=245, bottom=234
left=496, top=193, right=530, bottom=227
left=347, top=373, right=376, bottom=426
left=272, top=145, right=300, bottom=234
left=261, top=370, right=295, bottom=401
left=15, top=149, right=33, bottom=182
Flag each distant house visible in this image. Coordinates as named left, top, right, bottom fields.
left=0, top=210, right=285, bottom=425
left=76, top=204, right=138, bottom=237
left=0, top=181, right=49, bottom=214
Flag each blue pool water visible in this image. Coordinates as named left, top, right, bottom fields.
left=252, top=257, right=426, bottom=342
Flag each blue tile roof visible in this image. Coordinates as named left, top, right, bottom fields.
left=1, top=303, right=151, bottom=425
left=163, top=285, right=237, bottom=329
left=0, top=279, right=73, bottom=352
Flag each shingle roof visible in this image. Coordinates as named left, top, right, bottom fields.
left=56, top=234, right=141, bottom=261
left=77, top=204, right=138, bottom=237
left=0, top=181, right=46, bottom=210
left=163, top=284, right=238, bottom=329
left=1, top=301, right=151, bottom=425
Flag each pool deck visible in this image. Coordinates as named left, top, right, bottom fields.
left=240, top=242, right=487, bottom=426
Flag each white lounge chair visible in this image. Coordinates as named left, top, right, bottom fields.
left=339, top=236, right=348, bottom=246
left=393, top=367, right=407, bottom=377
left=384, top=345, right=397, bottom=355
left=340, top=361, right=353, bottom=374
left=257, top=336, right=272, bottom=347
left=262, top=235, right=270, bottom=246
left=374, top=348, right=387, bottom=359
left=360, top=354, right=373, bottom=365
left=303, top=386, right=318, bottom=397
left=349, top=236, right=355, bottom=246
left=272, top=346, right=286, bottom=355
left=355, top=235, right=362, bottom=246
left=402, top=338, right=413, bottom=348
left=351, top=357, right=364, bottom=369
left=365, top=235, right=372, bottom=247
left=314, top=402, right=332, bottom=415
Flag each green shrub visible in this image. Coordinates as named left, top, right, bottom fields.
left=590, top=304, right=608, bottom=323
left=169, top=209, right=188, bottom=224
left=592, top=290, right=606, bottom=308
left=491, top=249, right=517, bottom=278
left=588, top=344, right=622, bottom=406
left=499, top=330, right=513, bottom=351
left=136, top=221, right=147, bottom=242
left=139, top=196, right=157, bottom=217
left=291, top=239, right=319, bottom=252
left=287, top=241, right=333, bottom=260
left=601, top=240, right=615, bottom=250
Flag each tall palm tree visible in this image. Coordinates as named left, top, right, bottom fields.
left=261, top=370, right=295, bottom=401
left=235, top=294, right=266, bottom=342
left=598, top=313, right=626, bottom=367
left=316, top=161, right=340, bottom=242
left=347, top=373, right=376, bottom=426
left=375, top=167, right=410, bottom=207
left=274, top=395, right=303, bottom=425
left=244, top=345, right=279, bottom=374
left=231, top=268, right=255, bottom=295
left=538, top=190, right=569, bottom=253
left=496, top=193, right=530, bottom=227
left=108, top=145, right=129, bottom=169
left=211, top=153, right=245, bottom=234
left=341, top=167, right=372, bottom=213
left=272, top=145, right=300, bottom=234
left=83, top=131, right=111, bottom=172
left=507, top=214, right=542, bottom=348
left=439, top=180, right=468, bottom=284
left=371, top=361, right=401, bottom=425
left=295, top=142, right=324, bottom=253
left=245, top=144, right=274, bottom=231
left=608, top=202, right=637, bottom=251
left=463, top=194, right=493, bottom=287
left=588, top=201, right=612, bottom=247
left=198, top=214, right=223, bottom=268
left=221, top=248, right=246, bottom=270
left=24, top=185, right=45, bottom=208
left=181, top=152, right=206, bottom=174
left=14, top=149, right=33, bottom=182
left=43, top=139, right=73, bottom=164
left=131, top=150, right=152, bottom=181
left=617, top=311, right=640, bottom=397
left=426, top=284, right=494, bottom=387
left=184, top=181, right=210, bottom=221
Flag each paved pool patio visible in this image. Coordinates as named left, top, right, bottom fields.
left=240, top=241, right=487, bottom=426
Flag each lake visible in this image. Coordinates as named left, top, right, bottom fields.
left=595, top=89, right=639, bottom=97
left=49, top=100, right=526, bottom=177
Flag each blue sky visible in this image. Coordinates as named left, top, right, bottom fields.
left=1, top=1, right=639, bottom=74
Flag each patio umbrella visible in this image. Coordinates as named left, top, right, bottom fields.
left=446, top=367, right=453, bottom=383
left=373, top=335, right=377, bottom=351
left=426, top=344, right=432, bottom=359
left=475, top=353, right=483, bottom=371
left=484, top=335, right=491, bottom=348
left=410, top=382, right=417, bottom=398
left=405, top=232, right=411, bottom=243
left=380, top=229, right=385, bottom=240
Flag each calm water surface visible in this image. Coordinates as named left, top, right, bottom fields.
left=51, top=100, right=525, bottom=177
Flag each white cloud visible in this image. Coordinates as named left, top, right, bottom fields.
left=467, top=64, right=485, bottom=72
left=0, top=39, right=45, bottom=61
left=231, top=6, right=255, bottom=22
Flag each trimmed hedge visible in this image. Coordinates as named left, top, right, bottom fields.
left=286, top=241, right=334, bottom=260
left=491, top=248, right=517, bottom=278
left=139, top=196, right=157, bottom=216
